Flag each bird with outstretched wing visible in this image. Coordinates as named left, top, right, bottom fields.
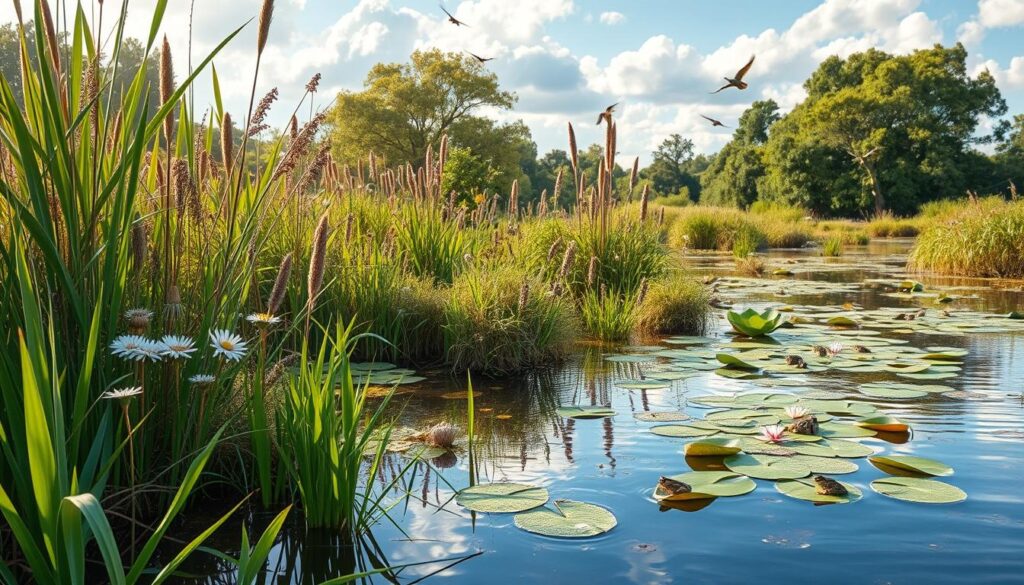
left=712, top=55, right=755, bottom=93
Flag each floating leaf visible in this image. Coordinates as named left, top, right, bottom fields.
left=826, top=316, right=859, bottom=328
left=684, top=438, right=742, bottom=457
left=858, top=385, right=927, bottom=399
left=350, top=361, right=397, bottom=372
left=715, top=353, right=760, bottom=371
left=775, top=478, right=862, bottom=504
left=869, top=455, right=953, bottom=477
left=603, top=354, right=658, bottom=363
left=823, top=439, right=875, bottom=458
left=513, top=499, right=617, bottom=538
left=455, top=483, right=549, bottom=513
left=870, top=477, right=966, bottom=504
left=653, top=471, right=756, bottom=501
left=819, top=422, right=877, bottom=438
left=618, top=381, right=671, bottom=390
left=556, top=406, right=615, bottom=419
left=856, top=416, right=909, bottom=433
left=651, top=424, right=719, bottom=438
left=727, top=308, right=785, bottom=337
left=789, top=455, right=859, bottom=474
left=634, top=411, right=689, bottom=422
left=723, top=453, right=810, bottom=480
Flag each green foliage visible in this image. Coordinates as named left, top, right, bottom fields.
left=441, top=146, right=502, bottom=202
left=700, top=100, right=780, bottom=208
left=579, top=288, right=639, bottom=342
left=642, top=134, right=703, bottom=200
left=822, top=236, right=844, bottom=257
left=633, top=273, right=712, bottom=336
left=909, top=199, right=1024, bottom=277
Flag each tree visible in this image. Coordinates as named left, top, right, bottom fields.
left=329, top=49, right=516, bottom=169
left=642, top=134, right=701, bottom=201
left=994, top=114, right=1024, bottom=196
left=700, top=100, right=780, bottom=207
left=441, top=146, right=500, bottom=203
left=761, top=44, right=1006, bottom=216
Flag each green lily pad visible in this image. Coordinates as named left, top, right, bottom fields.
left=819, top=422, right=877, bottom=438
left=727, top=308, right=785, bottom=337
left=634, top=411, right=689, bottom=422
left=858, top=385, right=928, bottom=399
left=856, top=416, right=909, bottom=433
left=556, top=406, right=615, bottom=419
left=723, top=453, right=810, bottom=480
left=653, top=471, right=756, bottom=501
left=651, top=424, right=719, bottom=438
left=826, top=316, right=859, bottom=328
left=715, top=353, right=760, bottom=371
left=870, top=477, right=966, bottom=504
left=776, top=478, right=862, bottom=504
left=456, top=483, right=549, bottom=513
left=350, top=362, right=397, bottom=372
left=823, top=439, right=875, bottom=458
left=869, top=455, right=953, bottom=477
left=789, top=455, right=859, bottom=474
left=513, top=499, right=617, bottom=538
left=618, top=381, right=672, bottom=390
left=684, top=438, right=743, bottom=457
left=603, top=354, right=658, bottom=363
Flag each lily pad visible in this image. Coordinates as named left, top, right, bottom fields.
left=775, top=478, right=862, bottom=504
left=727, top=308, right=785, bottom=337
left=723, top=453, right=810, bottom=480
left=858, top=385, right=928, bottom=400
left=715, top=353, right=760, bottom=371
left=819, top=422, right=877, bottom=438
left=653, top=471, right=756, bottom=501
left=456, top=483, right=549, bottom=513
left=513, top=499, right=617, bottom=538
left=684, top=438, right=743, bottom=457
left=869, top=455, right=953, bottom=477
left=856, top=416, right=909, bottom=433
left=650, top=424, right=719, bottom=438
left=634, top=411, right=689, bottom=422
left=556, top=406, right=615, bottom=419
left=870, top=477, right=966, bottom=504
left=789, top=455, right=859, bottom=474
left=618, top=381, right=672, bottom=390
left=826, top=316, right=860, bottom=328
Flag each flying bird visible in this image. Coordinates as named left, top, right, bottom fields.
left=700, top=114, right=729, bottom=128
left=597, top=103, right=618, bottom=126
left=712, top=55, right=755, bottom=93
left=466, top=51, right=493, bottom=64
left=440, top=4, right=468, bottom=27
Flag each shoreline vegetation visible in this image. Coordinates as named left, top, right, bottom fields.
left=1, top=1, right=1023, bottom=583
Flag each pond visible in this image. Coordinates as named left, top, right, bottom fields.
left=177, top=241, right=1024, bottom=584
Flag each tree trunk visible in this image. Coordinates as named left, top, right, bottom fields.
left=863, top=160, right=884, bottom=215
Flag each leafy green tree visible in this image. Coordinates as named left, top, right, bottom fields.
left=441, top=146, right=500, bottom=203
left=700, top=100, right=780, bottom=207
left=642, top=134, right=701, bottom=201
left=761, top=44, right=1006, bottom=216
left=994, top=113, right=1024, bottom=196
left=328, top=49, right=517, bottom=171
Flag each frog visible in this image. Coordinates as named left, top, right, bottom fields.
left=786, top=415, right=819, bottom=435
left=811, top=345, right=828, bottom=357
left=658, top=476, right=692, bottom=496
left=784, top=355, right=807, bottom=369
left=851, top=344, right=871, bottom=353
left=813, top=475, right=848, bottom=496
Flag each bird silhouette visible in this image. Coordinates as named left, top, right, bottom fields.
left=466, top=51, right=493, bottom=63
left=440, top=4, right=468, bottom=27
left=712, top=55, right=755, bottom=93
left=597, top=103, right=618, bottom=126
left=700, top=114, right=729, bottom=128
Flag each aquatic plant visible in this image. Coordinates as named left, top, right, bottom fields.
left=822, top=236, right=844, bottom=257
left=909, top=199, right=1024, bottom=277
left=727, top=307, right=785, bottom=337
left=633, top=273, right=712, bottom=336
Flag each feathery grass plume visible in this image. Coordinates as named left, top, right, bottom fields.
left=220, top=112, right=234, bottom=172
left=629, top=157, right=639, bottom=196
left=257, top=0, right=275, bottom=56
left=558, top=241, right=577, bottom=280
left=264, top=353, right=299, bottom=387
left=606, top=121, right=616, bottom=172
left=160, top=35, right=175, bottom=142
left=171, top=158, right=194, bottom=214
left=637, top=278, right=649, bottom=305
left=640, top=183, right=650, bottom=221
left=248, top=87, right=278, bottom=136
left=107, top=110, right=122, bottom=153
left=567, top=122, right=579, bottom=178
left=268, top=253, right=293, bottom=314
left=552, top=168, right=563, bottom=203
left=39, top=0, right=61, bottom=76
left=538, top=189, right=548, bottom=216
left=368, top=152, right=377, bottom=179
left=307, top=213, right=330, bottom=302
left=658, top=206, right=665, bottom=226
left=517, top=281, right=530, bottom=313
left=438, top=133, right=448, bottom=179
left=546, top=237, right=562, bottom=262
left=289, top=115, right=298, bottom=141
left=344, top=212, right=355, bottom=243
left=509, top=179, right=519, bottom=217
left=82, top=57, right=99, bottom=131
left=586, top=255, right=598, bottom=287
left=306, top=72, right=322, bottom=93
left=297, top=144, right=331, bottom=193
left=131, top=219, right=147, bottom=269
left=274, top=112, right=326, bottom=181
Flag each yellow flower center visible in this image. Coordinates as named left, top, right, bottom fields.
left=220, top=340, right=235, bottom=350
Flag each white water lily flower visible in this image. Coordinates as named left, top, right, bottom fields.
left=759, top=424, right=786, bottom=443
left=160, top=335, right=197, bottom=360
left=209, top=329, right=248, bottom=361
left=101, top=386, right=143, bottom=401
left=827, top=342, right=844, bottom=357
left=785, top=406, right=809, bottom=420
left=246, top=312, right=282, bottom=328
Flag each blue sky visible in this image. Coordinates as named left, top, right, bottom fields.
left=4, top=0, right=1022, bottom=163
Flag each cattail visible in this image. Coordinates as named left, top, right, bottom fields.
left=248, top=87, right=278, bottom=136
left=438, top=134, right=449, bottom=176
left=160, top=36, right=175, bottom=142
left=567, top=122, right=579, bottom=177
left=39, top=0, right=60, bottom=75
left=305, top=73, right=322, bottom=94
left=508, top=179, right=519, bottom=217
left=517, top=281, right=530, bottom=313
left=220, top=112, right=234, bottom=172
left=257, top=0, right=274, bottom=56
left=368, top=152, right=377, bottom=180
left=307, top=213, right=329, bottom=301
left=637, top=278, right=649, bottom=305
left=553, top=168, right=563, bottom=202
left=658, top=206, right=665, bottom=226
left=171, top=158, right=192, bottom=214
left=606, top=122, right=617, bottom=171
left=558, top=241, right=577, bottom=280
left=629, top=157, right=639, bottom=195
left=131, top=220, right=147, bottom=269
left=586, top=255, right=598, bottom=287
left=640, top=184, right=650, bottom=221
left=344, top=212, right=355, bottom=242
left=267, top=253, right=293, bottom=314
left=546, top=238, right=562, bottom=262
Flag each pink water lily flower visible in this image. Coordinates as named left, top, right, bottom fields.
left=759, top=424, right=786, bottom=443
left=785, top=406, right=809, bottom=419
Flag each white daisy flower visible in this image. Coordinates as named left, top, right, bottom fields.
left=101, top=386, right=143, bottom=401
left=160, top=335, right=197, bottom=360
left=189, top=374, right=216, bottom=387
left=246, top=312, right=282, bottom=329
left=209, top=329, right=248, bottom=362
left=109, top=335, right=153, bottom=361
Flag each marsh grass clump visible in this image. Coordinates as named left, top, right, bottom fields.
left=866, top=211, right=920, bottom=238
left=634, top=273, right=712, bottom=336
left=735, top=255, right=767, bottom=277
left=580, top=286, right=640, bottom=342
left=909, top=199, right=1024, bottom=277
left=443, top=267, right=579, bottom=373
left=822, top=236, right=844, bottom=257
left=732, top=224, right=766, bottom=258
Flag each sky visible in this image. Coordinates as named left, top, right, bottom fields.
left=5, top=0, right=1024, bottom=164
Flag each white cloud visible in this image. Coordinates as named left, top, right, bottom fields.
left=599, top=11, right=625, bottom=26
left=976, top=56, right=1024, bottom=88
left=978, top=0, right=1024, bottom=28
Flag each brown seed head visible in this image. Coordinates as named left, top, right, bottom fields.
left=268, top=253, right=293, bottom=314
